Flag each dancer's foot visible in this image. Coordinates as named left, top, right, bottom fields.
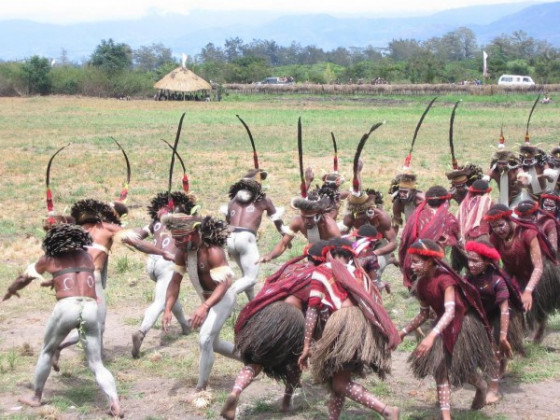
left=280, top=394, right=293, bottom=412
left=383, top=406, right=400, bottom=420
left=471, top=382, right=488, bottom=410
left=18, top=395, right=42, bottom=407
left=485, top=390, right=502, bottom=405
left=109, top=401, right=124, bottom=418
left=131, top=330, right=145, bottom=359
left=220, top=393, right=239, bottom=419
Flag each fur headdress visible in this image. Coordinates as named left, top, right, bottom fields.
left=42, top=223, right=93, bottom=257
left=228, top=178, right=265, bottom=202
left=490, top=150, right=520, bottom=168
left=162, top=213, right=229, bottom=247
left=71, top=199, right=122, bottom=226
left=148, top=192, right=198, bottom=221
left=446, top=163, right=483, bottom=186
left=292, top=195, right=334, bottom=214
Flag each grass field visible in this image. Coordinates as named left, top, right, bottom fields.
left=0, top=94, right=559, bottom=419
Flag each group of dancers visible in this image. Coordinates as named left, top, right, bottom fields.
left=3, top=98, right=560, bottom=419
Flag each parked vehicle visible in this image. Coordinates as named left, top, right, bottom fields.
left=255, top=76, right=294, bottom=85
left=497, top=74, right=535, bottom=86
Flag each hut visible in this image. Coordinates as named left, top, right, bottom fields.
left=153, top=65, right=212, bottom=101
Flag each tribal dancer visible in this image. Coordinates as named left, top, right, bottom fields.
left=464, top=239, right=524, bottom=402
left=485, top=203, right=560, bottom=343
left=451, top=179, right=494, bottom=273
left=52, top=198, right=127, bottom=369
left=124, top=191, right=196, bottom=358
left=2, top=224, right=123, bottom=417
left=224, top=116, right=286, bottom=300
left=259, top=118, right=341, bottom=262
left=341, top=122, right=397, bottom=278
left=220, top=241, right=328, bottom=419
left=163, top=213, right=239, bottom=407
left=298, top=238, right=400, bottom=420
left=399, top=239, right=495, bottom=419
left=399, top=186, right=460, bottom=288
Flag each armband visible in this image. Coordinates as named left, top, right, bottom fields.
left=23, top=263, right=46, bottom=283
left=210, top=266, right=234, bottom=283
left=174, top=265, right=186, bottom=275
left=281, top=225, right=296, bottom=237
left=268, top=207, right=284, bottom=221
left=219, top=204, right=229, bottom=216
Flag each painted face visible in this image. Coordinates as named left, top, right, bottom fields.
left=449, top=183, right=467, bottom=201
left=172, top=230, right=199, bottom=249
left=466, top=251, right=490, bottom=276
left=398, top=188, right=411, bottom=200
left=489, top=219, right=512, bottom=239
left=301, top=211, right=320, bottom=229
left=410, top=254, right=434, bottom=278
left=542, top=198, right=557, bottom=213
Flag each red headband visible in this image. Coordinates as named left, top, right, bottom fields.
left=541, top=193, right=560, bottom=202
left=514, top=201, right=539, bottom=216
left=465, top=241, right=501, bottom=261
left=304, top=243, right=326, bottom=262
left=427, top=194, right=452, bottom=201
left=468, top=185, right=492, bottom=194
left=407, top=247, right=444, bottom=259
left=483, top=209, right=512, bottom=222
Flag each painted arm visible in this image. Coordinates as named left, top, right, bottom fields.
left=400, top=302, right=430, bottom=339
left=298, top=306, right=318, bottom=370
left=416, top=286, right=455, bottom=357
left=523, top=237, right=544, bottom=311
left=3, top=257, right=48, bottom=301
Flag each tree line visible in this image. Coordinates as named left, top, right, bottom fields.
left=0, top=27, right=558, bottom=97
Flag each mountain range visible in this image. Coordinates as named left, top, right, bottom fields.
left=1, top=1, right=559, bottom=62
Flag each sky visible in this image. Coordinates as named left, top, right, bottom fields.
left=1, top=0, right=555, bottom=24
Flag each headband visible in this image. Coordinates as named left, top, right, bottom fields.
left=465, top=241, right=501, bottom=261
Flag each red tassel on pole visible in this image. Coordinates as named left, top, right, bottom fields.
left=182, top=174, right=189, bottom=193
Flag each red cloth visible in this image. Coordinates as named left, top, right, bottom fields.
left=399, top=201, right=459, bottom=288
left=234, top=258, right=313, bottom=333
left=417, top=265, right=492, bottom=353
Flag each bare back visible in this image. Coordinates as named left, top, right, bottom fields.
left=37, top=251, right=97, bottom=300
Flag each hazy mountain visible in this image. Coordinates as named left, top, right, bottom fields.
left=0, top=1, right=558, bottom=62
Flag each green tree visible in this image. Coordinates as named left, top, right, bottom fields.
left=90, top=39, right=132, bottom=74
left=133, top=43, right=175, bottom=72
left=21, top=55, right=52, bottom=95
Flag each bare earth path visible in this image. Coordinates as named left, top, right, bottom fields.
left=1, top=301, right=559, bottom=420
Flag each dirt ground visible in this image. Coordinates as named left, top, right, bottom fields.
left=1, top=297, right=559, bottom=420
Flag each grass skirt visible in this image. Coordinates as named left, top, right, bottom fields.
left=311, top=306, right=391, bottom=384
left=526, top=260, right=560, bottom=329
left=235, top=301, right=304, bottom=383
left=409, top=312, right=495, bottom=387
left=490, top=309, right=525, bottom=356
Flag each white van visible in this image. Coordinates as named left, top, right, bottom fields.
left=498, top=74, right=535, bottom=86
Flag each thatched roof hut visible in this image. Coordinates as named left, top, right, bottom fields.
left=153, top=66, right=212, bottom=93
